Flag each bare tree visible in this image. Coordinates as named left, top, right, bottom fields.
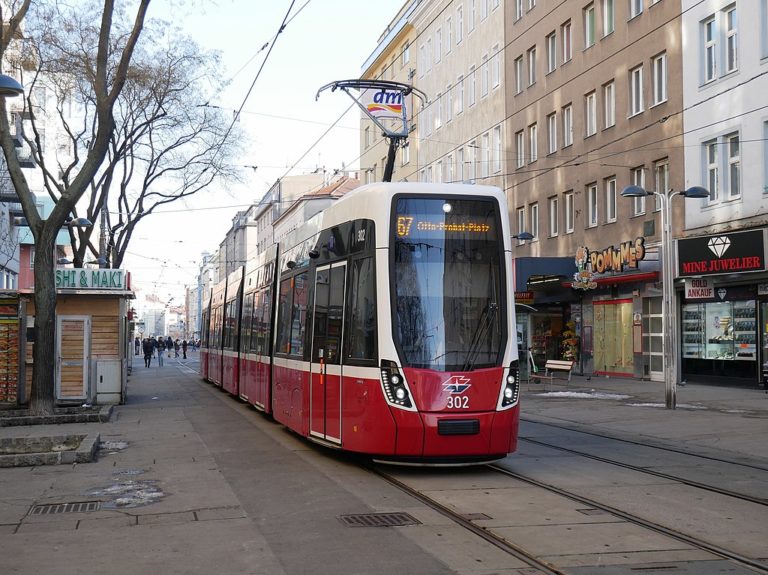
left=0, top=0, right=150, bottom=414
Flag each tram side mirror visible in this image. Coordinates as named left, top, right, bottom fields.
left=308, top=249, right=319, bottom=259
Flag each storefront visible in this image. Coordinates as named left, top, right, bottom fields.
left=677, top=228, right=767, bottom=386
left=20, top=268, right=134, bottom=405
left=569, top=238, right=662, bottom=380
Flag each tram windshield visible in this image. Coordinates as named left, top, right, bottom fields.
left=392, top=197, right=505, bottom=371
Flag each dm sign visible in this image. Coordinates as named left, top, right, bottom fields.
left=677, top=229, right=766, bottom=277
left=56, top=268, right=127, bottom=290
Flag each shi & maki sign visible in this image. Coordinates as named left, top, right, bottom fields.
left=55, top=268, right=128, bottom=290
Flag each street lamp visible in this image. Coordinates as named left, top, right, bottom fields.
left=621, top=184, right=709, bottom=409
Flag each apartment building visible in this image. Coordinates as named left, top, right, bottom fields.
left=502, top=0, right=684, bottom=380
left=678, top=0, right=768, bottom=386
left=360, top=1, right=420, bottom=183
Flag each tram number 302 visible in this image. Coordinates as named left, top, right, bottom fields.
left=446, top=395, right=470, bottom=409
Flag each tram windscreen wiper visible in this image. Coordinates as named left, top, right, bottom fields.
left=462, top=302, right=498, bottom=372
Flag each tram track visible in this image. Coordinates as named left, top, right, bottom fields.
left=520, top=417, right=768, bottom=473
left=366, top=463, right=569, bottom=575
left=370, top=461, right=768, bottom=574
left=489, top=463, right=768, bottom=574
left=519, top=436, right=768, bottom=506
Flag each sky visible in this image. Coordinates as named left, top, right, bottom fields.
left=122, top=0, right=404, bottom=307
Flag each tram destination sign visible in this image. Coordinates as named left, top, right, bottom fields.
left=677, top=229, right=766, bottom=277
left=395, top=216, right=492, bottom=237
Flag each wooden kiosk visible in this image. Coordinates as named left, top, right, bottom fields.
left=20, top=268, right=134, bottom=405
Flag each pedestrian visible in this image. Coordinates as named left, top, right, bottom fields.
left=166, top=336, right=173, bottom=355
left=134, top=336, right=140, bottom=356
left=174, top=339, right=180, bottom=358
left=182, top=339, right=188, bottom=359
left=151, top=336, right=157, bottom=358
left=157, top=336, right=165, bottom=367
left=142, top=338, right=153, bottom=368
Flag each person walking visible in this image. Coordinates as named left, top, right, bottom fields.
left=142, top=338, right=153, bottom=368
left=134, top=336, right=140, bottom=356
left=182, top=339, right=188, bottom=359
left=166, top=336, right=173, bottom=356
left=174, top=339, right=180, bottom=358
left=157, top=336, right=166, bottom=367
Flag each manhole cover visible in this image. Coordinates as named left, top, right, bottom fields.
left=338, top=512, right=421, bottom=527
left=29, top=501, right=101, bottom=515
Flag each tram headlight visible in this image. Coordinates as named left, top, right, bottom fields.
left=380, top=360, right=414, bottom=410
left=500, top=361, right=520, bottom=408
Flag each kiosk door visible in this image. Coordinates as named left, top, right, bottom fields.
left=56, top=316, right=91, bottom=401
left=309, top=263, right=346, bottom=444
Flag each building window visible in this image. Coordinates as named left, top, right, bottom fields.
left=603, top=0, right=614, bottom=35
left=435, top=93, right=442, bottom=130
left=446, top=154, right=454, bottom=182
left=457, top=147, right=464, bottom=181
left=705, top=139, right=719, bottom=202
left=584, top=3, right=595, bottom=48
left=654, top=158, right=668, bottom=211
left=469, top=66, right=477, bottom=106
left=515, top=0, right=523, bottom=21
left=527, top=46, right=537, bottom=85
left=585, top=91, right=597, bottom=136
left=364, top=126, right=371, bottom=148
left=703, top=16, right=716, bottom=83
left=446, top=18, right=452, bottom=53
left=401, top=141, right=410, bottom=165
left=547, top=112, right=557, bottom=154
left=727, top=132, right=740, bottom=199
left=605, top=177, right=617, bottom=222
left=529, top=124, right=538, bottom=163
left=652, top=52, right=667, bottom=105
left=435, top=28, right=442, bottom=64
left=562, top=20, right=572, bottom=62
left=436, top=160, right=443, bottom=183
left=630, top=65, right=644, bottom=116
left=516, top=130, right=525, bottom=168
left=426, top=38, right=432, bottom=73
left=603, top=80, right=615, bottom=128
left=446, top=85, right=453, bottom=123
left=549, top=196, right=559, bottom=237
left=515, top=56, right=524, bottom=93
left=587, top=183, right=598, bottom=227
left=468, top=140, right=477, bottom=181
left=725, top=7, right=738, bottom=74
left=469, top=0, right=476, bottom=31
left=481, top=132, right=490, bottom=178
left=456, top=75, right=464, bottom=114
left=402, top=41, right=410, bottom=66
left=546, top=32, right=557, bottom=72
left=565, top=190, right=575, bottom=233
left=562, top=104, right=573, bottom=147
left=630, top=0, right=643, bottom=19
left=481, top=54, right=489, bottom=97
left=530, top=203, right=539, bottom=241
left=517, top=207, right=526, bottom=243
left=492, top=45, right=501, bottom=88
left=529, top=0, right=536, bottom=9
left=456, top=5, right=464, bottom=44
left=481, top=0, right=489, bottom=20
left=493, top=125, right=502, bottom=173
left=631, top=166, right=645, bottom=215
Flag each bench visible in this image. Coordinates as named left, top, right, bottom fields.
left=529, top=359, right=574, bottom=390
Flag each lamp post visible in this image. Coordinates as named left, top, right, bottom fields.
left=621, top=185, right=708, bottom=409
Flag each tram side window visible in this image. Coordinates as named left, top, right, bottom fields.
left=249, top=290, right=264, bottom=354
left=211, top=307, right=221, bottom=348
left=290, top=272, right=308, bottom=356
left=241, top=293, right=254, bottom=353
left=345, top=257, right=377, bottom=364
left=201, top=310, right=209, bottom=347
left=276, top=279, right=293, bottom=354
left=223, top=298, right=239, bottom=351
left=262, top=287, right=273, bottom=355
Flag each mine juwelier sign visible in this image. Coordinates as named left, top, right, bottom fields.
left=677, top=229, right=767, bottom=277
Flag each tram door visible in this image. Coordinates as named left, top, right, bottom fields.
left=310, top=263, right=347, bottom=444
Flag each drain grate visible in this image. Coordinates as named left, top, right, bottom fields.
left=338, top=512, right=421, bottom=527
left=29, top=501, right=101, bottom=515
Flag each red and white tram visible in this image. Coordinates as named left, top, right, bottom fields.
left=200, top=182, right=521, bottom=464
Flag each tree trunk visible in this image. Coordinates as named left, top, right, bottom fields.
left=28, top=227, right=57, bottom=415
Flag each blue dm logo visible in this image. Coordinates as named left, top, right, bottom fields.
left=442, top=376, right=472, bottom=394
